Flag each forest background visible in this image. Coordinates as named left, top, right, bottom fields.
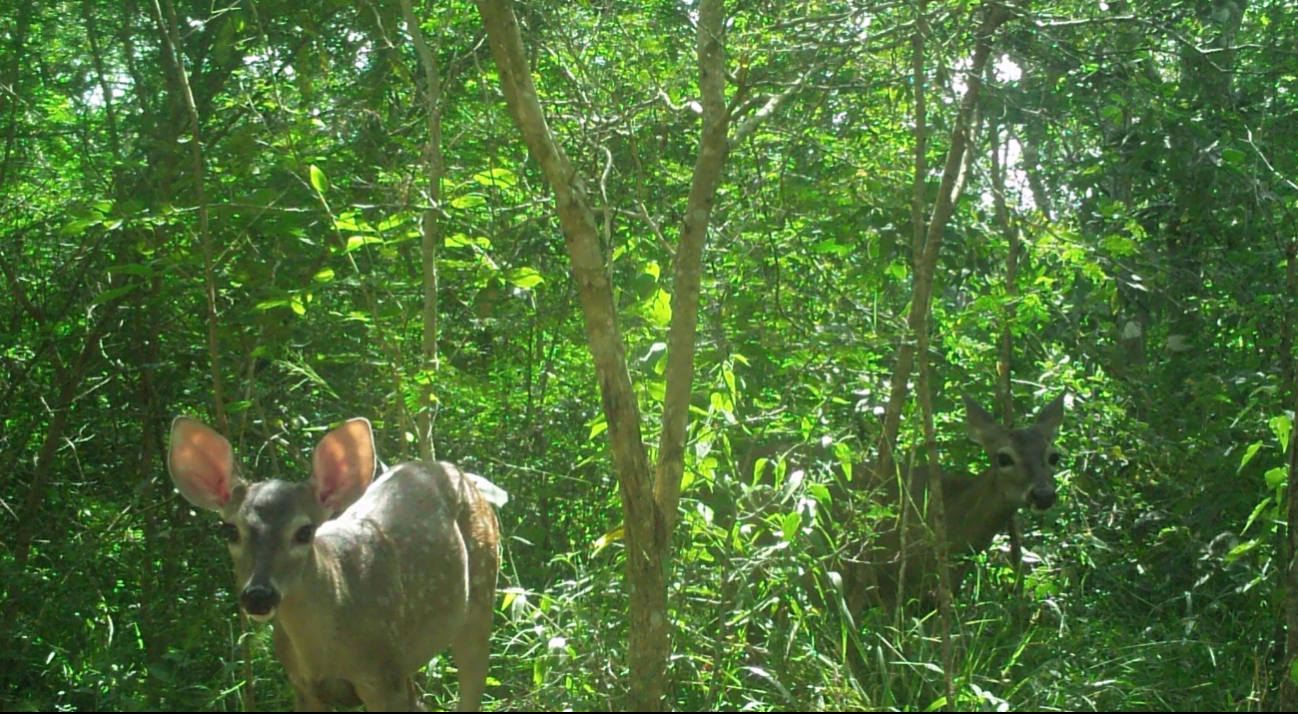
left=2, top=0, right=1298, bottom=711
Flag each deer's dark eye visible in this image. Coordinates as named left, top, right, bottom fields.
left=293, top=524, right=315, bottom=545
left=1048, top=452, right=1061, bottom=467
left=220, top=523, right=239, bottom=544
left=996, top=452, right=1015, bottom=468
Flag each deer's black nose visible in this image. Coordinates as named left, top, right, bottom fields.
left=1028, top=485, right=1056, bottom=510
left=240, top=584, right=280, bottom=616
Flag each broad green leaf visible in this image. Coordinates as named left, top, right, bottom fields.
left=450, top=193, right=487, bottom=209
left=61, top=219, right=95, bottom=236
left=646, top=288, right=672, bottom=328
left=589, top=418, right=608, bottom=440
left=506, top=267, right=544, bottom=289
left=781, top=511, right=802, bottom=541
left=446, top=233, right=491, bottom=249
left=1264, top=467, right=1287, bottom=491
left=471, top=167, right=518, bottom=188
left=226, top=400, right=253, bottom=414
left=812, top=239, right=851, bottom=256
left=378, top=212, right=415, bottom=231
left=309, top=165, right=329, bottom=194
left=1269, top=414, right=1293, bottom=452
left=313, top=268, right=335, bottom=282
left=344, top=235, right=383, bottom=254
left=809, top=483, right=832, bottom=507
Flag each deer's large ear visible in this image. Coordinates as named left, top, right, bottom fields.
left=168, top=417, right=244, bottom=511
left=1034, top=393, right=1066, bottom=440
left=962, top=393, right=1006, bottom=448
left=311, top=418, right=377, bottom=516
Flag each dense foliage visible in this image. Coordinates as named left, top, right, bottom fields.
left=2, top=0, right=1296, bottom=710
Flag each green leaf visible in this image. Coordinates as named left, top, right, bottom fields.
left=1101, top=234, right=1138, bottom=257
left=1224, top=538, right=1260, bottom=563
left=1238, top=441, right=1263, bottom=472
left=1220, top=147, right=1245, bottom=164
left=809, top=483, right=832, bottom=507
left=227, top=400, right=253, bottom=414
left=313, top=268, right=335, bottom=283
left=1264, top=467, right=1287, bottom=491
left=471, top=167, right=518, bottom=188
left=446, top=233, right=491, bottom=249
left=506, top=267, right=544, bottom=289
left=253, top=299, right=291, bottom=312
left=1269, top=414, right=1293, bottom=452
left=450, top=193, right=487, bottom=209
left=344, top=235, right=383, bottom=254
left=646, top=288, right=672, bottom=328
left=61, top=219, right=95, bottom=236
left=812, top=239, right=851, bottom=256
left=781, top=511, right=802, bottom=541
left=1241, top=497, right=1271, bottom=535
left=588, top=418, right=608, bottom=440
left=378, top=212, right=415, bottom=231
left=309, top=165, right=329, bottom=194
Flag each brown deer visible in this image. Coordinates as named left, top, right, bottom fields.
left=167, top=416, right=501, bottom=711
left=842, top=393, right=1067, bottom=613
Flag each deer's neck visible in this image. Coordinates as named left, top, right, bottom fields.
left=939, top=467, right=1019, bottom=556
left=275, top=535, right=349, bottom=643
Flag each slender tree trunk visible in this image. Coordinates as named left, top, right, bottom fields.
left=1280, top=235, right=1298, bottom=711
left=399, top=0, right=445, bottom=463
left=654, top=0, right=729, bottom=534
left=990, top=123, right=1025, bottom=578
left=893, top=0, right=930, bottom=619
left=475, top=1, right=731, bottom=707
left=152, top=0, right=225, bottom=432
left=916, top=328, right=956, bottom=709
left=874, top=4, right=1011, bottom=480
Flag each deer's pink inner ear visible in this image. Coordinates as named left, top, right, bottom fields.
left=168, top=418, right=237, bottom=511
left=311, top=419, right=376, bottom=513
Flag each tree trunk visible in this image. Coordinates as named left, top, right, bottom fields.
left=399, top=0, right=446, bottom=463
left=475, top=1, right=731, bottom=707
left=873, top=4, right=1012, bottom=481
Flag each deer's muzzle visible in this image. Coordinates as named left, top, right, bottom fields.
left=240, top=583, right=280, bottom=619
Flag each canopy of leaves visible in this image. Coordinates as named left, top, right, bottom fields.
left=1, top=0, right=1295, bottom=710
